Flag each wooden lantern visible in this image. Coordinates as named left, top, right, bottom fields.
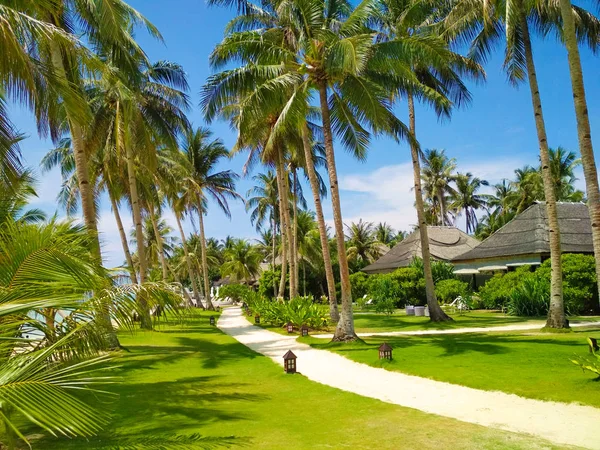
left=301, top=325, right=309, bottom=337
left=378, top=342, right=393, bottom=360
left=283, top=350, right=297, bottom=373
left=209, top=316, right=215, bottom=326
left=322, top=319, right=327, bottom=327
left=255, top=315, right=260, bottom=324
left=286, top=322, right=294, bottom=333
left=216, top=306, right=221, bottom=312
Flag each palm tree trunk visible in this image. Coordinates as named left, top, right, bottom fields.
left=438, top=192, right=446, bottom=226
left=125, top=142, right=152, bottom=329
left=109, top=191, right=138, bottom=284
left=275, top=151, right=292, bottom=298
left=166, top=259, right=193, bottom=307
left=197, top=198, right=215, bottom=310
left=175, top=213, right=202, bottom=307
left=408, top=93, right=451, bottom=322
left=49, top=47, right=120, bottom=346
left=521, top=12, right=567, bottom=329
left=292, top=167, right=300, bottom=297
left=283, top=165, right=298, bottom=298
left=318, top=81, right=356, bottom=340
left=272, top=216, right=277, bottom=298
left=558, top=0, right=600, bottom=303
left=148, top=205, right=169, bottom=282
left=301, top=124, right=339, bottom=321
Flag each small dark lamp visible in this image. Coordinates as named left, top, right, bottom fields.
left=287, top=322, right=294, bottom=333
left=301, top=325, right=309, bottom=337
left=209, top=316, right=215, bottom=326
left=283, top=350, right=297, bottom=373
left=255, top=315, right=260, bottom=324
left=379, top=342, right=393, bottom=360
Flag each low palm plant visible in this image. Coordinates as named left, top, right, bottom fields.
left=0, top=219, right=185, bottom=448
left=571, top=338, right=600, bottom=378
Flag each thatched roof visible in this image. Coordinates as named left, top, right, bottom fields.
left=362, top=226, right=480, bottom=274
left=453, top=202, right=593, bottom=262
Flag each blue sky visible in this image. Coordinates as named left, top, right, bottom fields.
left=8, top=0, right=600, bottom=267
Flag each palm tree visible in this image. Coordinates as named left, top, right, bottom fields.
left=345, top=220, right=385, bottom=267
left=450, top=173, right=489, bottom=234
left=557, top=0, right=600, bottom=305
left=0, top=169, right=46, bottom=226
left=548, top=147, right=583, bottom=201
left=438, top=0, right=600, bottom=328
left=221, top=239, right=262, bottom=282
left=178, top=128, right=240, bottom=310
left=374, top=222, right=396, bottom=246
left=421, top=149, right=457, bottom=226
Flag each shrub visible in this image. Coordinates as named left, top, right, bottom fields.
left=349, top=272, right=370, bottom=299
left=389, top=268, right=426, bottom=306
left=245, top=294, right=328, bottom=329
left=370, top=277, right=400, bottom=315
left=507, top=273, right=550, bottom=316
left=571, top=338, right=600, bottom=377
left=409, top=257, right=456, bottom=282
left=477, top=266, right=532, bottom=309
left=435, top=279, right=470, bottom=304
left=538, top=254, right=598, bottom=315
left=218, top=284, right=252, bottom=303
left=257, top=269, right=287, bottom=299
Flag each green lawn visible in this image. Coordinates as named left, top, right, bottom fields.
left=29, top=311, right=569, bottom=449
left=304, top=326, right=600, bottom=408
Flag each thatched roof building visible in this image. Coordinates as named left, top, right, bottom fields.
left=362, top=226, right=480, bottom=274
left=452, top=202, right=593, bottom=273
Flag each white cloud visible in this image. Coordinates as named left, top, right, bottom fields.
left=335, top=156, right=526, bottom=233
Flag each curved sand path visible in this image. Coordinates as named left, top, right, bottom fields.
left=219, top=306, right=600, bottom=449
left=311, top=319, right=600, bottom=339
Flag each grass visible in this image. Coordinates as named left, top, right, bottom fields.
left=27, top=310, right=570, bottom=449
left=304, top=326, right=600, bottom=408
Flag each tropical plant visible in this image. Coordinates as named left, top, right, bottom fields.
left=571, top=338, right=600, bottom=378
left=435, top=279, right=470, bottom=304
left=450, top=173, right=489, bottom=233
left=345, top=220, right=385, bottom=268
left=421, top=149, right=457, bottom=226
left=507, top=273, right=550, bottom=317
left=221, top=239, right=263, bottom=282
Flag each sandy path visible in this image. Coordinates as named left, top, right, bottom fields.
left=219, top=306, right=600, bottom=449
left=311, top=320, right=600, bottom=339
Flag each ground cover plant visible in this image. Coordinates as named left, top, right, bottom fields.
left=28, top=311, right=571, bottom=450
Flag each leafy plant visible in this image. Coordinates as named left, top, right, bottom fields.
left=571, top=338, right=600, bottom=378
left=370, top=277, right=399, bottom=315
left=507, top=274, right=550, bottom=316
left=218, top=284, right=252, bottom=303
left=478, top=266, right=532, bottom=309
left=435, top=279, right=470, bottom=304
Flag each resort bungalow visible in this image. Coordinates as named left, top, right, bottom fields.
left=362, top=226, right=480, bottom=274
left=452, top=202, right=593, bottom=279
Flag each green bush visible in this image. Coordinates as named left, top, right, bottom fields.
left=409, top=257, right=456, bottom=282
left=245, top=294, right=328, bottom=329
left=349, top=272, right=370, bottom=299
left=218, top=284, right=252, bottom=303
left=257, top=269, right=288, bottom=299
left=389, top=268, right=426, bottom=306
left=478, top=266, right=532, bottom=309
left=537, top=254, right=598, bottom=315
left=507, top=273, right=550, bottom=316
left=435, top=279, right=470, bottom=304
left=370, top=277, right=399, bottom=315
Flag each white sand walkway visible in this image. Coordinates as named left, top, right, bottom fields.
left=219, top=306, right=600, bottom=449
left=311, top=319, right=600, bottom=339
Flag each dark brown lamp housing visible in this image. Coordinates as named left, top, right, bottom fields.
left=379, top=342, right=393, bottom=360
left=287, top=322, right=294, bottom=333
left=255, top=315, right=260, bottom=324
left=301, top=325, right=309, bottom=337
left=283, top=350, right=297, bottom=373
left=209, top=316, right=215, bottom=326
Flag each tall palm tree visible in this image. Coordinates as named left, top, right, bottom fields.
left=548, top=147, right=583, bottom=201
left=374, top=222, right=396, bottom=246
left=450, top=173, right=489, bottom=234
left=438, top=0, right=600, bottom=328
left=345, top=220, right=385, bottom=267
left=557, top=0, right=600, bottom=304
left=221, top=239, right=262, bottom=282
left=421, top=149, right=457, bottom=226
left=177, top=127, right=240, bottom=310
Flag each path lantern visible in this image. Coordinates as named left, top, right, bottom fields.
left=209, top=316, right=215, bottom=326
left=255, top=314, right=261, bottom=324
left=287, top=322, right=294, bottom=333
left=216, top=306, right=221, bottom=312
left=301, top=325, right=309, bottom=337
left=322, top=319, right=327, bottom=327
left=379, top=342, right=393, bottom=360
left=283, top=350, right=297, bottom=373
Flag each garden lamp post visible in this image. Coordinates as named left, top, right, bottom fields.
left=255, top=314, right=260, bottom=324
left=209, top=316, right=215, bottom=326
left=287, top=322, right=294, bottom=333
left=283, top=350, right=297, bottom=373
left=379, top=343, right=393, bottom=360
left=301, top=325, right=309, bottom=337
